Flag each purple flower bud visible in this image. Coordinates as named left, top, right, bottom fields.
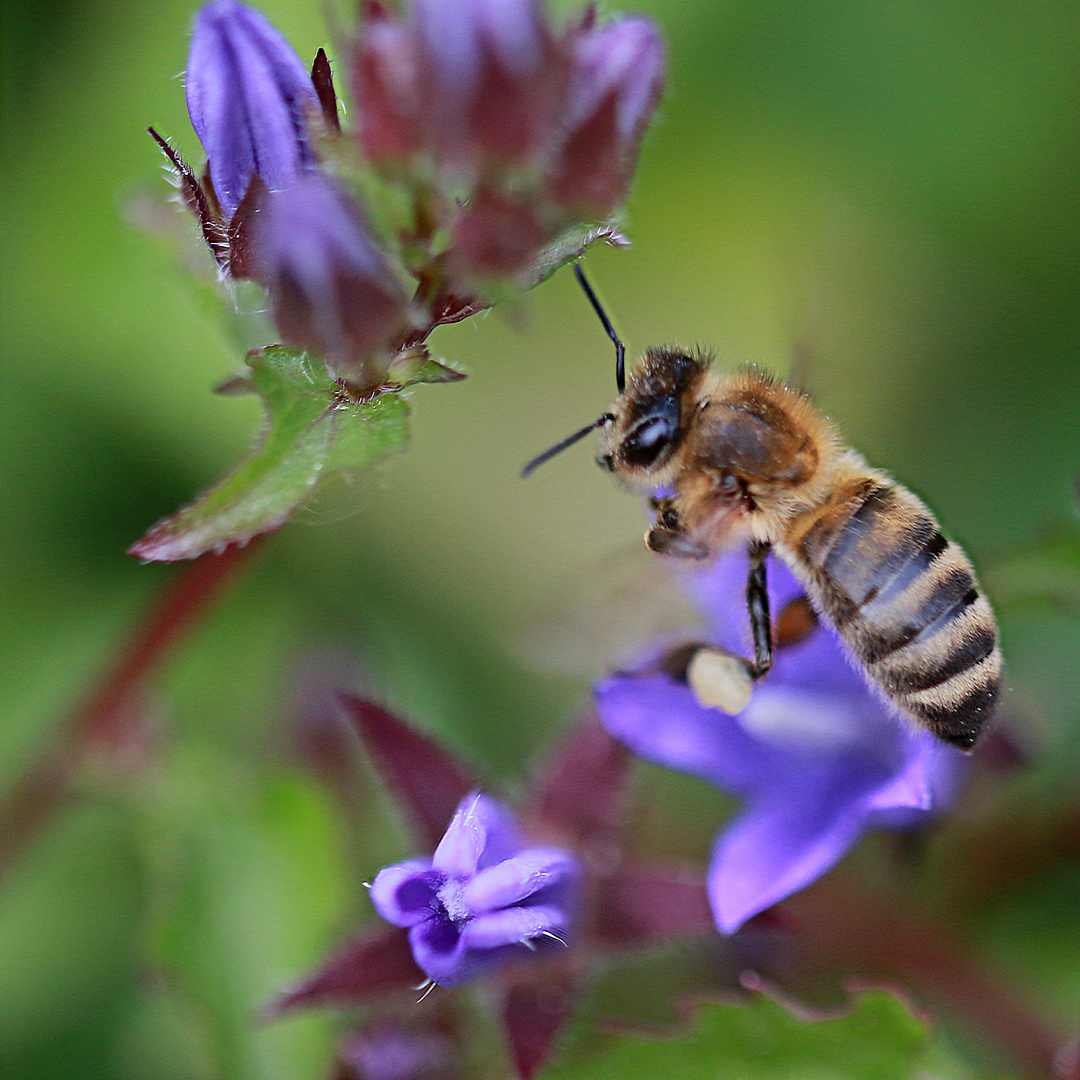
left=186, top=0, right=320, bottom=218
left=254, top=173, right=413, bottom=385
left=548, top=16, right=665, bottom=216
left=413, top=0, right=567, bottom=178
left=448, top=187, right=547, bottom=281
left=370, top=792, right=577, bottom=986
left=352, top=3, right=424, bottom=165
left=339, top=1023, right=457, bottom=1080
left=594, top=551, right=964, bottom=934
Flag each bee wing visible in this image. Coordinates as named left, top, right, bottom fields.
left=516, top=541, right=705, bottom=678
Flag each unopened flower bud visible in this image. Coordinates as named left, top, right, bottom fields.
left=186, top=0, right=320, bottom=218
left=548, top=16, right=664, bottom=216
left=254, top=173, right=412, bottom=385
left=352, top=3, right=423, bottom=166
left=414, top=0, right=566, bottom=179
left=448, top=187, right=547, bottom=282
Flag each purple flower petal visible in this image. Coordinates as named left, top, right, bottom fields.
left=462, top=849, right=575, bottom=911
left=460, top=906, right=568, bottom=950
left=569, top=18, right=664, bottom=149
left=408, top=919, right=466, bottom=986
left=867, top=731, right=963, bottom=824
left=707, top=761, right=886, bottom=934
left=369, top=861, right=441, bottom=927
left=598, top=548, right=968, bottom=934
left=186, top=0, right=318, bottom=217
left=595, top=672, right=781, bottom=792
left=416, top=0, right=548, bottom=91
left=431, top=791, right=518, bottom=876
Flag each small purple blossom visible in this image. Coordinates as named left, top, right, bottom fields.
left=353, top=4, right=424, bottom=166
left=185, top=0, right=319, bottom=218
left=547, top=16, right=665, bottom=216
left=254, top=173, right=413, bottom=383
left=414, top=0, right=564, bottom=178
left=339, top=1023, right=457, bottom=1080
left=595, top=551, right=964, bottom=935
left=370, top=791, right=577, bottom=986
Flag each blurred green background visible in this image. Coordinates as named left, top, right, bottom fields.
left=3, top=0, right=1080, bottom=1076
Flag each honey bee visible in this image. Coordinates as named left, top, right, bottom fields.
left=524, top=265, right=1000, bottom=750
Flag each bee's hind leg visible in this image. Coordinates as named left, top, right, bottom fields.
left=745, top=540, right=773, bottom=679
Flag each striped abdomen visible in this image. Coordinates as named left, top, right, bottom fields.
left=786, top=477, right=1000, bottom=749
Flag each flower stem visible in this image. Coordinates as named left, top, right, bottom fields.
left=0, top=541, right=259, bottom=879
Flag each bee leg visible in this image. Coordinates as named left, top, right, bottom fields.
left=646, top=503, right=710, bottom=560
left=746, top=540, right=773, bottom=679
left=646, top=526, right=710, bottom=560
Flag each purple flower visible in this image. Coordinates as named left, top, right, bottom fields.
left=547, top=16, right=665, bottom=216
left=594, top=551, right=964, bottom=934
left=370, top=791, right=577, bottom=986
left=413, top=0, right=564, bottom=178
left=352, top=3, right=424, bottom=166
left=254, top=173, right=413, bottom=385
left=339, top=1023, right=457, bottom=1080
left=186, top=0, right=319, bottom=218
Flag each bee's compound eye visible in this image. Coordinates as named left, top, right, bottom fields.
left=623, top=409, right=679, bottom=469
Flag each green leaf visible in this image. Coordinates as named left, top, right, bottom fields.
left=129, top=347, right=410, bottom=562
left=550, top=991, right=944, bottom=1080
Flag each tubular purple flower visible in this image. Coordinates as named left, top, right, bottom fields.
left=370, top=792, right=577, bottom=986
left=548, top=16, right=665, bottom=216
left=594, top=551, right=964, bottom=935
left=186, top=0, right=320, bottom=218
left=254, top=173, right=412, bottom=384
left=339, top=1023, right=457, bottom=1080
left=413, top=0, right=566, bottom=177
left=353, top=4, right=423, bottom=166
left=448, top=187, right=547, bottom=281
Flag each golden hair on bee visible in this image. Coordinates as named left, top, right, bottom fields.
left=523, top=265, right=1001, bottom=751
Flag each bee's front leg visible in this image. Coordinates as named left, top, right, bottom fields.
left=646, top=499, right=710, bottom=560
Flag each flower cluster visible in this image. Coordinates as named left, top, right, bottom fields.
left=595, top=550, right=965, bottom=934
left=370, top=791, right=577, bottom=986
left=155, top=0, right=664, bottom=392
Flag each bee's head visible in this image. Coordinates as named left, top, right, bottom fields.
left=598, top=347, right=705, bottom=479
left=521, top=265, right=705, bottom=481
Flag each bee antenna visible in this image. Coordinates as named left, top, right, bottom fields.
left=521, top=413, right=615, bottom=479
left=574, top=263, right=625, bottom=393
